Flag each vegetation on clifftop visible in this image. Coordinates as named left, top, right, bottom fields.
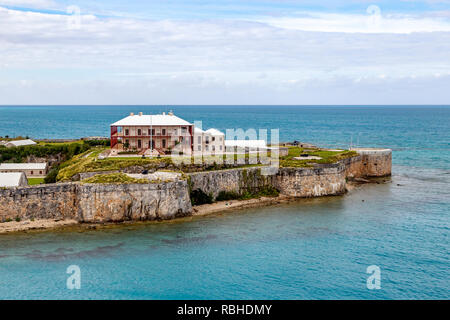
left=279, top=147, right=357, bottom=168
left=81, top=173, right=148, bottom=184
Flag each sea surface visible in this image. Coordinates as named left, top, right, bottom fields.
left=0, top=105, right=448, bottom=299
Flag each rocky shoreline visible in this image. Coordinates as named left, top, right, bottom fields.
left=0, top=179, right=389, bottom=235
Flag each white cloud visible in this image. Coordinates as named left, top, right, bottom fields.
left=0, top=6, right=449, bottom=104
left=0, top=0, right=56, bottom=8
left=256, top=11, right=450, bottom=34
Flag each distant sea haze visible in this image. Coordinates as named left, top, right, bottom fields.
left=0, top=105, right=449, bottom=299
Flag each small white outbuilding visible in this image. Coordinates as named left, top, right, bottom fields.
left=0, top=172, right=28, bottom=187
left=4, top=139, right=37, bottom=148
left=0, top=163, right=48, bottom=177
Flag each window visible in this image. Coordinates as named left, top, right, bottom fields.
left=162, top=139, right=166, bottom=148
left=162, top=129, right=166, bottom=135
left=205, top=146, right=209, bottom=151
left=138, top=129, right=142, bottom=136
left=220, top=137, right=223, bottom=141
left=125, top=129, right=129, bottom=136
left=212, top=137, right=215, bottom=142
left=31, top=171, right=33, bottom=175
left=198, top=146, right=201, bottom=151
left=148, top=129, right=151, bottom=135
left=212, top=146, right=215, bottom=151
left=220, top=146, right=222, bottom=151
left=39, top=171, right=42, bottom=174
left=152, top=129, right=155, bottom=135
left=198, top=136, right=201, bottom=144
left=138, top=140, right=142, bottom=148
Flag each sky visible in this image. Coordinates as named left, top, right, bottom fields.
left=0, top=0, right=450, bottom=105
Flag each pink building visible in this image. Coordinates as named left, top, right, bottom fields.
left=110, top=112, right=194, bottom=155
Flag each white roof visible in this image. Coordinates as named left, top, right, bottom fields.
left=111, top=114, right=192, bottom=126
left=225, top=140, right=268, bottom=148
left=194, top=127, right=206, bottom=134
left=0, top=163, right=47, bottom=170
left=5, top=139, right=36, bottom=147
left=0, top=172, right=27, bottom=187
left=205, top=128, right=225, bottom=136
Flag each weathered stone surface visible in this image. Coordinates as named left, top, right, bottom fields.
left=274, top=166, right=346, bottom=197
left=346, top=148, right=392, bottom=177
left=76, top=181, right=191, bottom=222
left=188, top=167, right=274, bottom=199
left=0, top=181, right=192, bottom=222
left=0, top=149, right=391, bottom=221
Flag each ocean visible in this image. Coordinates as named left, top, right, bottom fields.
left=0, top=105, right=448, bottom=299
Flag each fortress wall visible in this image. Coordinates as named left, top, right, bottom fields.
left=0, top=183, right=78, bottom=221
left=352, top=149, right=392, bottom=177
left=0, top=149, right=391, bottom=222
left=76, top=181, right=192, bottom=222
left=274, top=166, right=347, bottom=197
left=0, top=181, right=192, bottom=222
left=188, top=165, right=347, bottom=198
left=187, top=167, right=274, bottom=199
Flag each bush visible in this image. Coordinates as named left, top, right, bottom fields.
left=15, top=217, right=21, bottom=222
left=0, top=141, right=91, bottom=163
left=83, top=139, right=110, bottom=147
left=216, top=191, right=240, bottom=201
left=216, top=186, right=279, bottom=201
left=190, top=189, right=214, bottom=206
left=44, top=165, right=60, bottom=183
left=258, top=185, right=280, bottom=197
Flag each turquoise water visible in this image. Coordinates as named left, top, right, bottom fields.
left=0, top=106, right=449, bottom=299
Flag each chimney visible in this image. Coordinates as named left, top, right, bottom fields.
left=139, top=112, right=143, bottom=116
left=130, top=112, right=134, bottom=116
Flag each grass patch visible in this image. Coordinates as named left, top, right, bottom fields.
left=279, top=147, right=358, bottom=168
left=81, top=173, right=149, bottom=184
left=28, top=178, right=45, bottom=185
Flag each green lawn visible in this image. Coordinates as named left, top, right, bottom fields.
left=279, top=147, right=358, bottom=168
left=28, top=178, right=45, bottom=185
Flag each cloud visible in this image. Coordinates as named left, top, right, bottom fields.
left=0, top=0, right=56, bottom=8
left=256, top=11, right=450, bottom=33
left=0, top=6, right=449, bottom=104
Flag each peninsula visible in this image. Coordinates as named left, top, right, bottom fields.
left=0, top=112, right=392, bottom=233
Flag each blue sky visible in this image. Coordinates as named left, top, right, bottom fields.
left=1, top=0, right=450, bottom=104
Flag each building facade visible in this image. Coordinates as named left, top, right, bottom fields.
left=110, top=112, right=194, bottom=155
left=0, top=163, right=48, bottom=178
left=192, top=128, right=226, bottom=156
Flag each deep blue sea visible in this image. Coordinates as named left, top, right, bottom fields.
left=0, top=105, right=449, bottom=299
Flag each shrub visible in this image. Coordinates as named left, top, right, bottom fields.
left=44, top=165, right=60, bottom=183
left=15, top=217, right=21, bottom=222
left=190, top=189, right=214, bottom=205
left=216, top=191, right=240, bottom=201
